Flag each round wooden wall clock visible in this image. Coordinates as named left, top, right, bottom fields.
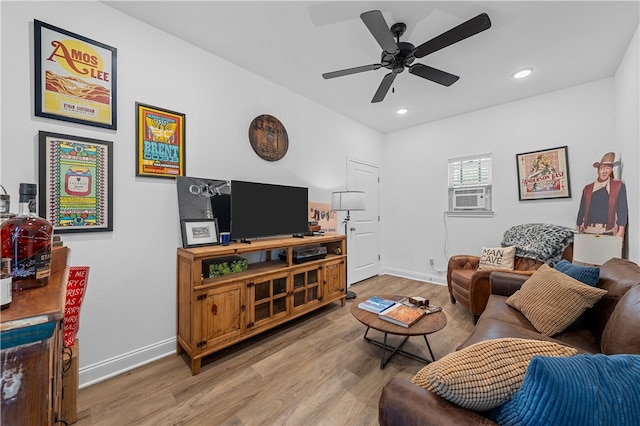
left=248, top=114, right=288, bottom=161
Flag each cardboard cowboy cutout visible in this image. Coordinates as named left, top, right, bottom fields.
left=576, top=152, right=628, bottom=239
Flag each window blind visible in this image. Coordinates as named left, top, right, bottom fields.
left=448, top=154, right=492, bottom=187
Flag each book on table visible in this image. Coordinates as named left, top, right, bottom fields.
left=378, top=303, right=426, bottom=327
left=358, top=296, right=397, bottom=314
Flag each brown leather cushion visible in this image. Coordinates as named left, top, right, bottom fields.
left=601, top=284, right=640, bottom=354
left=411, top=338, right=577, bottom=411
left=506, top=265, right=607, bottom=336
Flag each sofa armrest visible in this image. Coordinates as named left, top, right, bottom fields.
left=448, top=255, right=481, bottom=270
left=379, top=377, right=497, bottom=426
left=489, top=271, right=533, bottom=296
left=447, top=255, right=481, bottom=299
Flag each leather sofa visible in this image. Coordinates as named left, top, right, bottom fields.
left=447, top=244, right=573, bottom=323
left=379, top=257, right=640, bottom=426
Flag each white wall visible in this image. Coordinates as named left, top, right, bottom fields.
left=0, top=1, right=383, bottom=387
left=614, top=25, right=639, bottom=261
left=381, top=75, right=638, bottom=283
left=2, top=1, right=637, bottom=388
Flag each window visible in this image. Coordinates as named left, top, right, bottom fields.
left=448, top=153, right=492, bottom=187
left=447, top=154, right=493, bottom=215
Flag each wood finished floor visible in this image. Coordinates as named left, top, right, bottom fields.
left=75, top=275, right=476, bottom=425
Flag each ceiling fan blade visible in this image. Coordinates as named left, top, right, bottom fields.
left=413, top=13, right=491, bottom=58
left=360, top=10, right=399, bottom=54
left=372, top=72, right=397, bottom=103
left=409, top=64, right=459, bottom=86
left=322, top=64, right=381, bottom=79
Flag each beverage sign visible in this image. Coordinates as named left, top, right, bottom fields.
left=35, top=20, right=117, bottom=129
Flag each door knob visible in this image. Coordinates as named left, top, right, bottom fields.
left=350, top=227, right=356, bottom=231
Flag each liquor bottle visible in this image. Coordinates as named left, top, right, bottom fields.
left=0, top=183, right=53, bottom=290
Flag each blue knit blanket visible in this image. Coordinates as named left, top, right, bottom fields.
left=501, top=223, right=574, bottom=266
left=490, top=354, right=640, bottom=426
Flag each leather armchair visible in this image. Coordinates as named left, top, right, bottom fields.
left=447, top=245, right=572, bottom=323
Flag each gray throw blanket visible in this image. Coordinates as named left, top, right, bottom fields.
left=501, top=223, right=575, bottom=266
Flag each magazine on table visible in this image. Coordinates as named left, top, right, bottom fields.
left=378, top=303, right=426, bottom=327
left=358, top=296, right=397, bottom=314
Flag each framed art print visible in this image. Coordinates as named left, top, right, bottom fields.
left=38, top=131, right=114, bottom=233
left=136, top=103, right=186, bottom=178
left=181, top=219, right=219, bottom=248
left=34, top=20, right=117, bottom=129
left=516, top=146, right=571, bottom=201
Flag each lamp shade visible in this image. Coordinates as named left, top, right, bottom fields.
left=572, top=233, right=623, bottom=266
left=331, top=191, right=365, bottom=211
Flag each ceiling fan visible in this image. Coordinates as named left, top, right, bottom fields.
left=322, top=10, right=492, bottom=103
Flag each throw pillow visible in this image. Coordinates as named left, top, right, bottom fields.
left=554, top=259, right=600, bottom=286
left=490, top=354, right=640, bottom=426
left=411, top=338, right=577, bottom=411
left=506, top=264, right=607, bottom=336
left=478, top=246, right=516, bottom=270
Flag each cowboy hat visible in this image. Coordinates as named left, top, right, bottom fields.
left=593, top=152, right=621, bottom=168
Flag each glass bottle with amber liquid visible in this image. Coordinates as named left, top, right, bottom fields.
left=0, top=183, right=53, bottom=290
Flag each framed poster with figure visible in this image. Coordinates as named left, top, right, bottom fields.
left=516, top=146, right=571, bottom=201
left=35, top=20, right=117, bottom=129
left=38, top=131, right=114, bottom=233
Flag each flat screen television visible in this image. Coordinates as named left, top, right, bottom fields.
left=230, top=180, right=309, bottom=241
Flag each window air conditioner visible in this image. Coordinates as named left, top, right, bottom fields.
left=453, top=187, right=486, bottom=210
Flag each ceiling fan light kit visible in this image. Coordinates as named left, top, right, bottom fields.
left=322, top=10, right=492, bottom=103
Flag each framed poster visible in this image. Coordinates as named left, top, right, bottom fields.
left=516, top=146, right=571, bottom=201
left=308, top=201, right=337, bottom=233
left=38, top=131, right=114, bottom=233
left=34, top=20, right=117, bottom=129
left=181, top=219, right=219, bottom=248
left=136, top=103, right=186, bottom=178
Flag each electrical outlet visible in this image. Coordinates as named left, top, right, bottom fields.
left=429, top=257, right=434, bottom=266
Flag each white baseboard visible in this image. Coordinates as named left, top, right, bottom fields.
left=380, top=268, right=447, bottom=286
left=79, top=337, right=176, bottom=389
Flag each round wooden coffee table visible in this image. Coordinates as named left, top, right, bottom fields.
left=350, top=295, right=447, bottom=369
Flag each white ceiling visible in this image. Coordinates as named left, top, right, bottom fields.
left=103, top=1, right=639, bottom=134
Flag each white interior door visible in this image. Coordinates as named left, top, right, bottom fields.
left=347, top=159, right=379, bottom=285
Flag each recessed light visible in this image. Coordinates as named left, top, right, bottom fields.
left=512, top=68, right=534, bottom=79
left=396, top=108, right=408, bottom=115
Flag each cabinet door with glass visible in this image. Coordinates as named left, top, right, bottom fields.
left=246, top=271, right=289, bottom=332
left=323, top=259, right=345, bottom=302
left=290, top=264, right=322, bottom=315
left=197, top=282, right=245, bottom=352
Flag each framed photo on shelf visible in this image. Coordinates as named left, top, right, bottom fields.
left=136, top=102, right=186, bottom=178
left=34, top=20, right=117, bottom=129
left=181, top=219, right=219, bottom=248
left=516, top=146, right=571, bottom=201
left=38, top=131, right=114, bottom=233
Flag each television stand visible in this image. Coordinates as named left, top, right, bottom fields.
left=176, top=234, right=347, bottom=375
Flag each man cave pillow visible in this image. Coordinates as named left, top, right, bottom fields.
left=478, top=246, right=516, bottom=270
